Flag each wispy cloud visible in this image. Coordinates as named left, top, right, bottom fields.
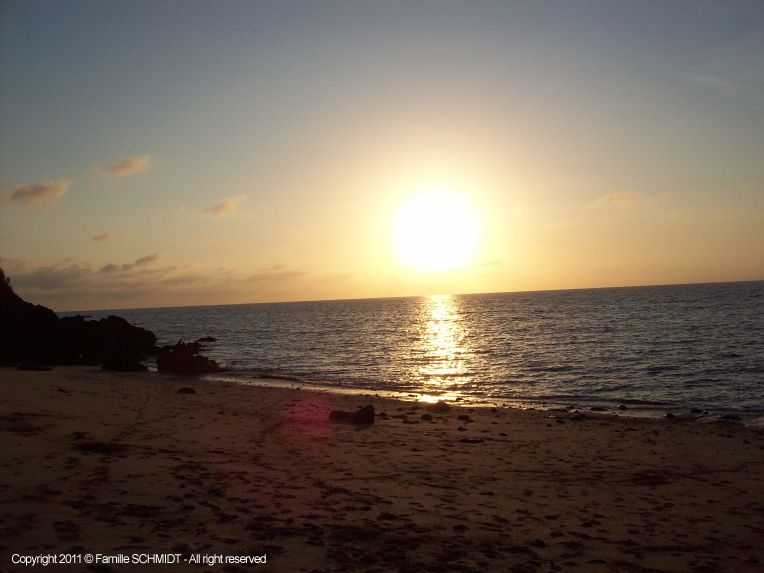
left=595, top=192, right=639, bottom=208
left=92, top=232, right=113, bottom=243
left=0, top=179, right=70, bottom=208
left=98, top=253, right=159, bottom=273
left=94, top=155, right=152, bottom=177
left=202, top=193, right=247, bottom=218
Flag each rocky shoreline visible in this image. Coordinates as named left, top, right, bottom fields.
left=0, top=268, right=222, bottom=374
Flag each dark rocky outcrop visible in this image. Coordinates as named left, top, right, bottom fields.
left=1, top=269, right=61, bottom=366
left=1, top=268, right=225, bottom=374
left=59, top=314, right=156, bottom=366
left=156, top=341, right=224, bottom=374
left=329, top=404, right=375, bottom=425
left=101, top=357, right=149, bottom=372
left=1, top=268, right=154, bottom=368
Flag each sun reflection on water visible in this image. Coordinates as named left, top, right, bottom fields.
left=415, top=294, right=470, bottom=395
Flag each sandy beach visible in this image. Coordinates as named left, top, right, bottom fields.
left=1, top=367, right=763, bottom=573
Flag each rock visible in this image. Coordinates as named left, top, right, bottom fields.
left=329, top=404, right=375, bottom=425
left=353, top=404, right=375, bottom=423
left=420, top=413, right=433, bottom=421
left=664, top=412, right=676, bottom=419
left=177, top=387, right=197, bottom=394
left=59, top=314, right=157, bottom=366
left=457, top=414, right=473, bottom=422
left=424, top=401, right=450, bottom=413
left=196, top=336, right=217, bottom=343
left=101, top=358, right=148, bottom=372
left=17, top=363, right=52, bottom=371
left=617, top=404, right=628, bottom=410
left=690, top=407, right=703, bottom=414
left=1, top=269, right=61, bottom=366
left=156, top=341, right=224, bottom=374
left=0, top=268, right=157, bottom=367
left=164, top=340, right=203, bottom=354
left=719, top=414, right=742, bottom=423
left=589, top=406, right=606, bottom=412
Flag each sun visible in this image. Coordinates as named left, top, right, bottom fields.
left=393, top=189, right=480, bottom=272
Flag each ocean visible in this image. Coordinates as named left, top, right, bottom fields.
left=63, top=281, right=764, bottom=424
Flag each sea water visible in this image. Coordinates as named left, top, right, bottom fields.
left=63, top=281, right=764, bottom=422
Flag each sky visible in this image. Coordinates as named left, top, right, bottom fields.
left=1, top=0, right=763, bottom=311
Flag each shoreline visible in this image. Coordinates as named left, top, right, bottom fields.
left=2, top=366, right=764, bottom=572
left=209, top=371, right=764, bottom=427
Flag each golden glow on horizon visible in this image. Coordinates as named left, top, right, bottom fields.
left=393, top=189, right=480, bottom=272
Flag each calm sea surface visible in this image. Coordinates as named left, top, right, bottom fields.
left=65, top=282, right=764, bottom=423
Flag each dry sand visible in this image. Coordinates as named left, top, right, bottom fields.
left=1, top=366, right=763, bottom=573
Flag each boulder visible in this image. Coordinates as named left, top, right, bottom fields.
left=156, top=342, right=224, bottom=374
left=424, top=401, right=450, bottom=413
left=196, top=336, right=217, bottom=343
left=329, top=404, right=375, bottom=425
left=59, top=315, right=156, bottom=365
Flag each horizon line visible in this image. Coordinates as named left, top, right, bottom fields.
left=55, top=278, right=764, bottom=315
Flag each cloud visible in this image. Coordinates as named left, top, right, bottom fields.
left=595, top=192, right=639, bottom=207
left=92, top=232, right=112, bottom=243
left=6, top=263, right=90, bottom=290
left=0, top=254, right=309, bottom=310
left=202, top=194, right=247, bottom=218
left=0, top=179, right=70, bottom=208
left=98, top=253, right=159, bottom=274
left=134, top=254, right=159, bottom=266
left=94, top=155, right=152, bottom=177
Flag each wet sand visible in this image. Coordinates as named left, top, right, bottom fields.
left=1, top=366, right=763, bottom=572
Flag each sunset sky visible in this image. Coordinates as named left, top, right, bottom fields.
left=1, top=1, right=763, bottom=311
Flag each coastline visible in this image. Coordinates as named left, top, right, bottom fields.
left=209, top=371, right=764, bottom=427
left=2, top=366, right=763, bottom=572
